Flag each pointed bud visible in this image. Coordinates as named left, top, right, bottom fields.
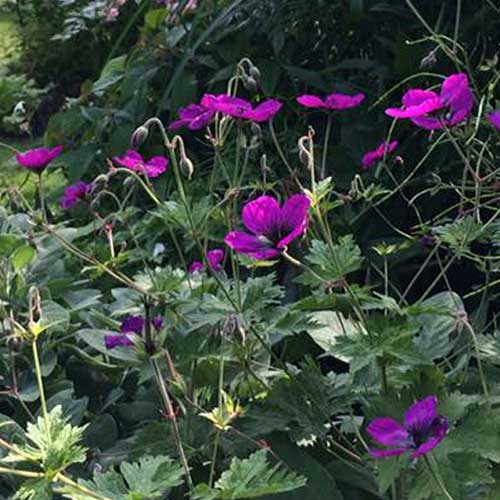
left=242, top=75, right=258, bottom=92
left=180, top=157, right=194, bottom=179
left=131, top=126, right=149, bottom=148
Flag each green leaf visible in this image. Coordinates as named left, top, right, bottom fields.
left=410, top=292, right=464, bottom=360
left=193, top=450, right=306, bottom=500
left=92, top=56, right=126, bottom=96
left=304, top=236, right=364, bottom=286
left=12, top=478, right=52, bottom=500
left=4, top=406, right=87, bottom=477
left=12, top=244, right=36, bottom=270
left=60, top=455, right=184, bottom=500
left=0, top=233, right=23, bottom=256
left=77, top=329, right=141, bottom=363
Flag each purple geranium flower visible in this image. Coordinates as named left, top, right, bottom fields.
left=15, top=146, right=63, bottom=172
left=385, top=73, right=473, bottom=129
left=152, top=315, right=164, bottom=331
left=60, top=181, right=91, bottom=209
left=366, top=395, right=448, bottom=458
left=113, top=150, right=168, bottom=178
left=201, top=94, right=282, bottom=122
left=189, top=248, right=225, bottom=274
left=169, top=104, right=215, bottom=131
left=297, top=92, right=365, bottom=111
left=120, top=315, right=145, bottom=334
left=362, top=140, right=399, bottom=169
left=105, top=334, right=134, bottom=349
left=487, top=111, right=500, bottom=130
left=225, top=194, right=310, bottom=260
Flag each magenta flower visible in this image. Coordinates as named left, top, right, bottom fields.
left=385, top=73, right=473, bottom=129
left=169, top=104, right=215, bottom=131
left=201, top=94, right=282, bottom=122
left=296, top=92, right=365, bottom=111
left=105, top=334, right=134, bottom=349
left=120, top=315, right=145, bottom=334
left=487, top=111, right=500, bottom=130
left=189, top=248, right=225, bottom=273
left=366, top=395, right=448, bottom=458
left=15, top=146, right=63, bottom=172
left=113, top=150, right=168, bottom=178
left=362, top=140, right=399, bottom=169
left=225, top=195, right=310, bottom=260
left=60, top=181, right=91, bottom=209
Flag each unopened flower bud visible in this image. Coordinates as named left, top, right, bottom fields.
left=249, top=65, right=261, bottom=82
left=131, top=126, right=149, bottom=148
left=242, top=75, right=258, bottom=92
left=180, top=157, right=194, bottom=179
left=250, top=122, right=262, bottom=139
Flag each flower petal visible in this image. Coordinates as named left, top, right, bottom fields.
left=277, top=194, right=310, bottom=248
left=244, top=99, right=282, bottom=122
left=367, top=417, right=411, bottom=447
left=207, top=249, right=225, bottom=270
left=325, top=92, right=365, bottom=110
left=297, top=95, right=326, bottom=108
left=404, top=395, right=438, bottom=432
left=488, top=111, right=500, bottom=130
left=144, top=156, right=168, bottom=178
left=411, top=416, right=448, bottom=458
left=225, top=231, right=279, bottom=260
left=242, top=195, right=281, bottom=236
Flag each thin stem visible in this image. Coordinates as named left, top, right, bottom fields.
left=32, top=339, right=50, bottom=437
left=37, top=173, right=47, bottom=222
left=150, top=357, right=194, bottom=491
left=463, top=321, right=490, bottom=406
left=0, top=466, right=43, bottom=479
left=423, top=455, right=456, bottom=500
left=320, top=114, right=333, bottom=179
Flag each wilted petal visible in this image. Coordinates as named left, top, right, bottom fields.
left=242, top=195, right=281, bottom=236
left=367, top=417, right=411, bottom=446
left=297, top=95, right=326, bottom=109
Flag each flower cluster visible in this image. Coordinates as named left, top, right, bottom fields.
left=170, top=94, right=283, bottom=130
left=385, top=73, right=473, bottom=129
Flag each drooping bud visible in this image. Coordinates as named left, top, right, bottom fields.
left=249, top=65, right=261, bottom=82
left=180, top=157, right=194, bottom=179
left=130, top=125, right=149, bottom=148
left=250, top=122, right=262, bottom=140
left=242, top=75, right=258, bottom=93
